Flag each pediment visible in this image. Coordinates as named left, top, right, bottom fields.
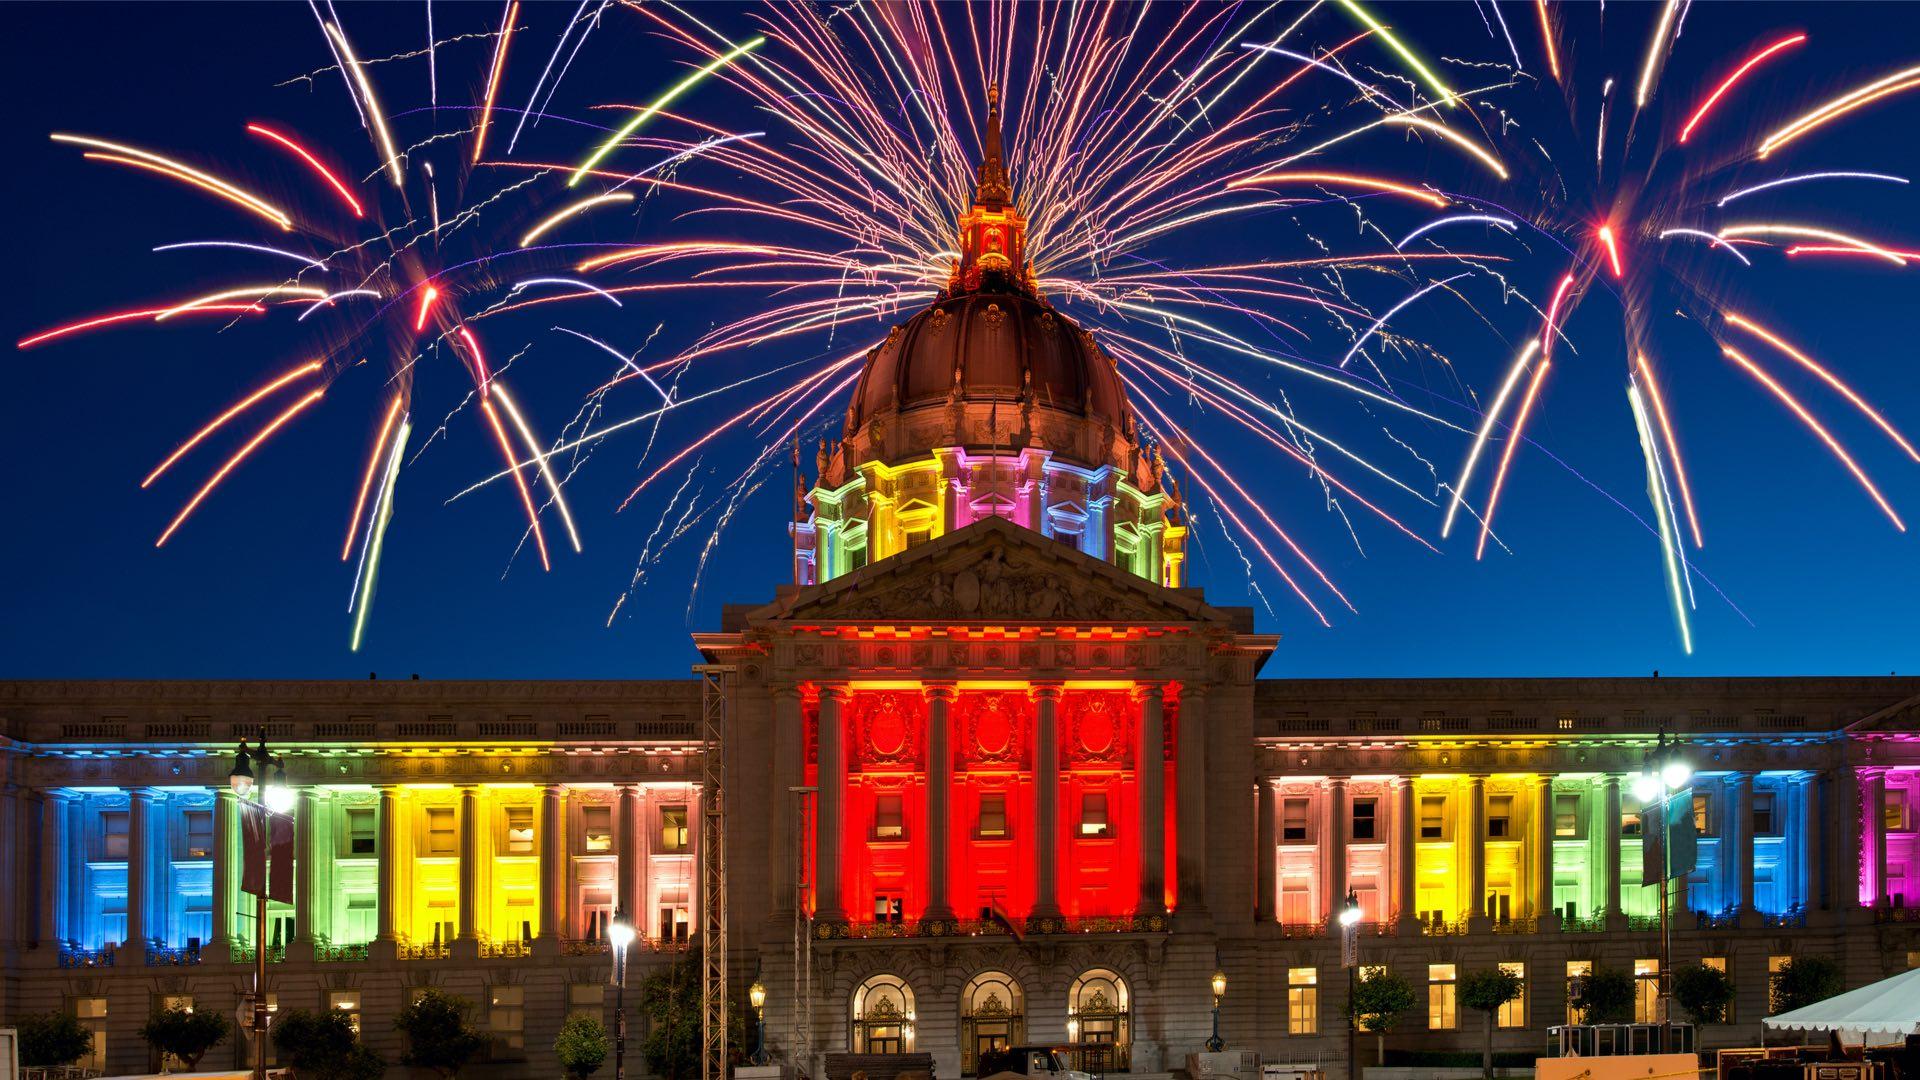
left=749, top=515, right=1232, bottom=626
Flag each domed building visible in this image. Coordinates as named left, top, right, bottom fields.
left=793, top=87, right=1187, bottom=589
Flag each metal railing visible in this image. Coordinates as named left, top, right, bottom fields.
left=831, top=912, right=1171, bottom=940
left=57, top=944, right=115, bottom=968
left=317, top=941, right=370, bottom=962
left=146, top=942, right=202, bottom=965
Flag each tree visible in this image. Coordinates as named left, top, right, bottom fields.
left=1459, top=968, right=1525, bottom=1080
left=1771, top=957, right=1844, bottom=1015
left=272, top=1008, right=388, bottom=1080
left=1348, top=969, right=1419, bottom=1065
left=556, top=1014, right=611, bottom=1079
left=139, top=1006, right=232, bottom=1071
left=16, top=1012, right=96, bottom=1069
left=1570, top=967, right=1637, bottom=1024
left=394, top=988, right=489, bottom=1079
left=1674, top=964, right=1736, bottom=1027
left=637, top=951, right=748, bottom=1080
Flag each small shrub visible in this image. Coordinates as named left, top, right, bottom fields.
left=556, top=1013, right=611, bottom=1079
left=16, top=1012, right=95, bottom=1069
left=139, top=1006, right=231, bottom=1071
left=394, top=988, right=488, bottom=1079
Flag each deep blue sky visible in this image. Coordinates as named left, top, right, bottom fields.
left=5, top=2, right=1918, bottom=680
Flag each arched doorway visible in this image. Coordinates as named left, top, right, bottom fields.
left=1066, top=969, right=1131, bottom=1072
left=960, top=971, right=1025, bottom=1075
left=851, top=974, right=915, bottom=1054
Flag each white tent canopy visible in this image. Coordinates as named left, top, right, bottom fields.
left=1763, top=966, right=1920, bottom=1043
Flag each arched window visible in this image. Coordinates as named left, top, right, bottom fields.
left=960, top=971, right=1025, bottom=1075
left=1066, top=969, right=1131, bottom=1073
left=851, top=974, right=915, bottom=1054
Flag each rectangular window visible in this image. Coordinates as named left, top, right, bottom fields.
left=1888, top=790, right=1911, bottom=832
left=873, top=796, right=904, bottom=840
left=581, top=888, right=613, bottom=942
left=1693, top=793, right=1714, bottom=836
left=1566, top=961, right=1593, bottom=1025
left=1352, top=799, right=1377, bottom=841
left=568, top=983, right=605, bottom=1019
left=657, top=884, right=691, bottom=942
left=1428, top=964, right=1458, bottom=1030
left=185, top=810, right=214, bottom=858
left=1753, top=791, right=1778, bottom=837
left=489, top=986, right=525, bottom=1051
left=872, top=894, right=904, bottom=923
left=659, top=805, right=690, bottom=852
left=76, top=997, right=108, bottom=1074
left=1769, top=955, right=1790, bottom=1010
left=1497, top=963, right=1526, bottom=1028
left=977, top=794, right=1007, bottom=838
left=505, top=806, right=535, bottom=855
left=1555, top=793, right=1582, bottom=838
left=583, top=806, right=613, bottom=852
left=426, top=808, right=456, bottom=855
left=1621, top=811, right=1642, bottom=837
left=1488, top=796, right=1513, bottom=839
left=1634, top=960, right=1660, bottom=1023
left=904, top=525, right=932, bottom=549
left=1080, top=792, right=1110, bottom=837
left=1282, top=798, right=1309, bottom=842
left=1703, top=957, right=1733, bottom=1023
left=1281, top=880, right=1313, bottom=925
left=329, top=991, right=361, bottom=1035
left=1287, top=968, right=1319, bottom=1035
left=103, top=811, right=130, bottom=859
left=1420, top=796, right=1446, bottom=840
left=347, top=808, right=376, bottom=855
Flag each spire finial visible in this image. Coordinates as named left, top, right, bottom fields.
left=975, top=82, right=1012, bottom=206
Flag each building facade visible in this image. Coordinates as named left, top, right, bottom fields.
left=5, top=94, right=1920, bottom=1079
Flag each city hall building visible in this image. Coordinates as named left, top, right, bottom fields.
left=4, top=99, right=1920, bottom=1079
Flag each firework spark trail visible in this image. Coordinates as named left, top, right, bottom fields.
left=52, top=135, right=294, bottom=228
left=1633, top=351, right=1703, bottom=548
left=144, top=361, right=325, bottom=490
left=474, top=2, right=520, bottom=162
left=568, top=35, right=767, bottom=186
left=1339, top=272, right=1471, bottom=369
left=155, top=388, right=327, bottom=547
left=479, top=397, right=552, bottom=571
left=349, top=419, right=411, bottom=651
left=1629, top=385, right=1694, bottom=654
left=1442, top=338, right=1538, bottom=539
left=491, top=382, right=583, bottom=553
left=343, top=396, right=406, bottom=560
left=1723, top=314, right=1920, bottom=462
left=246, top=123, right=367, bottom=217
left=1474, top=357, right=1551, bottom=561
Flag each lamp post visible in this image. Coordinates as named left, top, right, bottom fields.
left=608, top=909, right=636, bottom=1080
left=229, top=733, right=292, bottom=1080
left=749, top=981, right=768, bottom=1065
left=1633, top=731, right=1690, bottom=1052
left=1339, top=889, right=1363, bottom=1080
left=1206, top=970, right=1227, bottom=1052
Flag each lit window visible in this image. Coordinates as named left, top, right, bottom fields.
left=1703, top=957, right=1733, bottom=1023
left=1554, top=793, right=1582, bottom=838
left=657, top=884, right=691, bottom=942
left=185, top=811, right=214, bottom=858
left=102, top=811, right=130, bottom=860
left=1753, top=792, right=1778, bottom=837
left=506, top=806, right=535, bottom=855
left=1621, top=811, right=1642, bottom=837
left=1488, top=796, right=1513, bottom=839
left=426, top=808, right=456, bottom=855
left=873, top=796, right=904, bottom=840
left=977, top=795, right=1007, bottom=839
left=1352, top=799, right=1377, bottom=841
left=845, top=542, right=869, bottom=572
left=873, top=894, right=905, bottom=923
left=583, top=806, right=612, bottom=852
left=1287, top=968, right=1319, bottom=1035
left=659, top=805, right=690, bottom=852
left=1282, top=798, right=1309, bottom=842
left=1634, top=960, right=1660, bottom=1023
left=489, top=986, right=525, bottom=1051
left=1497, top=963, right=1526, bottom=1028
left=1428, top=964, right=1457, bottom=1030
left=580, top=888, right=613, bottom=941
left=347, top=808, right=376, bottom=855
left=329, top=991, right=361, bottom=1035
left=1692, top=793, right=1713, bottom=836
left=1888, top=790, right=1911, bottom=832
left=1566, top=961, right=1592, bottom=1025
left=904, top=526, right=932, bottom=549
left=1080, top=792, right=1110, bottom=837
left=1420, top=796, right=1446, bottom=840
left=75, top=997, right=108, bottom=1073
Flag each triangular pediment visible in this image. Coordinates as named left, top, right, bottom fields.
left=749, top=515, right=1235, bottom=626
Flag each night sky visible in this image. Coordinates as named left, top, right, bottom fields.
left=5, top=2, right=1918, bottom=681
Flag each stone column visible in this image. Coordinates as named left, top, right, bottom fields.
left=924, top=685, right=956, bottom=920
left=1394, top=778, right=1418, bottom=932
left=1255, top=780, right=1277, bottom=923
left=1866, top=770, right=1889, bottom=907
left=617, top=784, right=641, bottom=921
left=290, top=788, right=318, bottom=957
left=1732, top=773, right=1756, bottom=916
left=539, top=784, right=564, bottom=942
left=0, top=786, right=15, bottom=948
left=1326, top=777, right=1349, bottom=930
left=375, top=787, right=398, bottom=944
left=457, top=785, right=479, bottom=944
left=1533, top=776, right=1556, bottom=926
left=1464, top=776, right=1487, bottom=930
left=816, top=687, right=848, bottom=922
left=1032, top=685, right=1063, bottom=920
left=1800, top=774, right=1823, bottom=912
left=126, top=788, right=153, bottom=953
left=770, top=686, right=804, bottom=917
left=1136, top=685, right=1167, bottom=916
left=1836, top=767, right=1863, bottom=913
left=212, top=789, right=236, bottom=949
left=40, top=792, right=67, bottom=944
left=1603, top=775, right=1625, bottom=928
left=1175, top=686, right=1209, bottom=914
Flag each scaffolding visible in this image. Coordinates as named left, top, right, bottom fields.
left=696, top=665, right=735, bottom=1080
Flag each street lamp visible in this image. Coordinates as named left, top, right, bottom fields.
left=1206, top=971, right=1227, bottom=1052
left=1340, top=890, right=1363, bottom=1080
left=228, top=732, right=287, bottom=1080
left=608, top=909, right=636, bottom=1080
left=749, top=981, right=769, bottom=1065
left=1636, top=730, right=1690, bottom=1052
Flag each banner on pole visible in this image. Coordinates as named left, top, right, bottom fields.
left=268, top=809, right=295, bottom=904
left=239, top=800, right=296, bottom=902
